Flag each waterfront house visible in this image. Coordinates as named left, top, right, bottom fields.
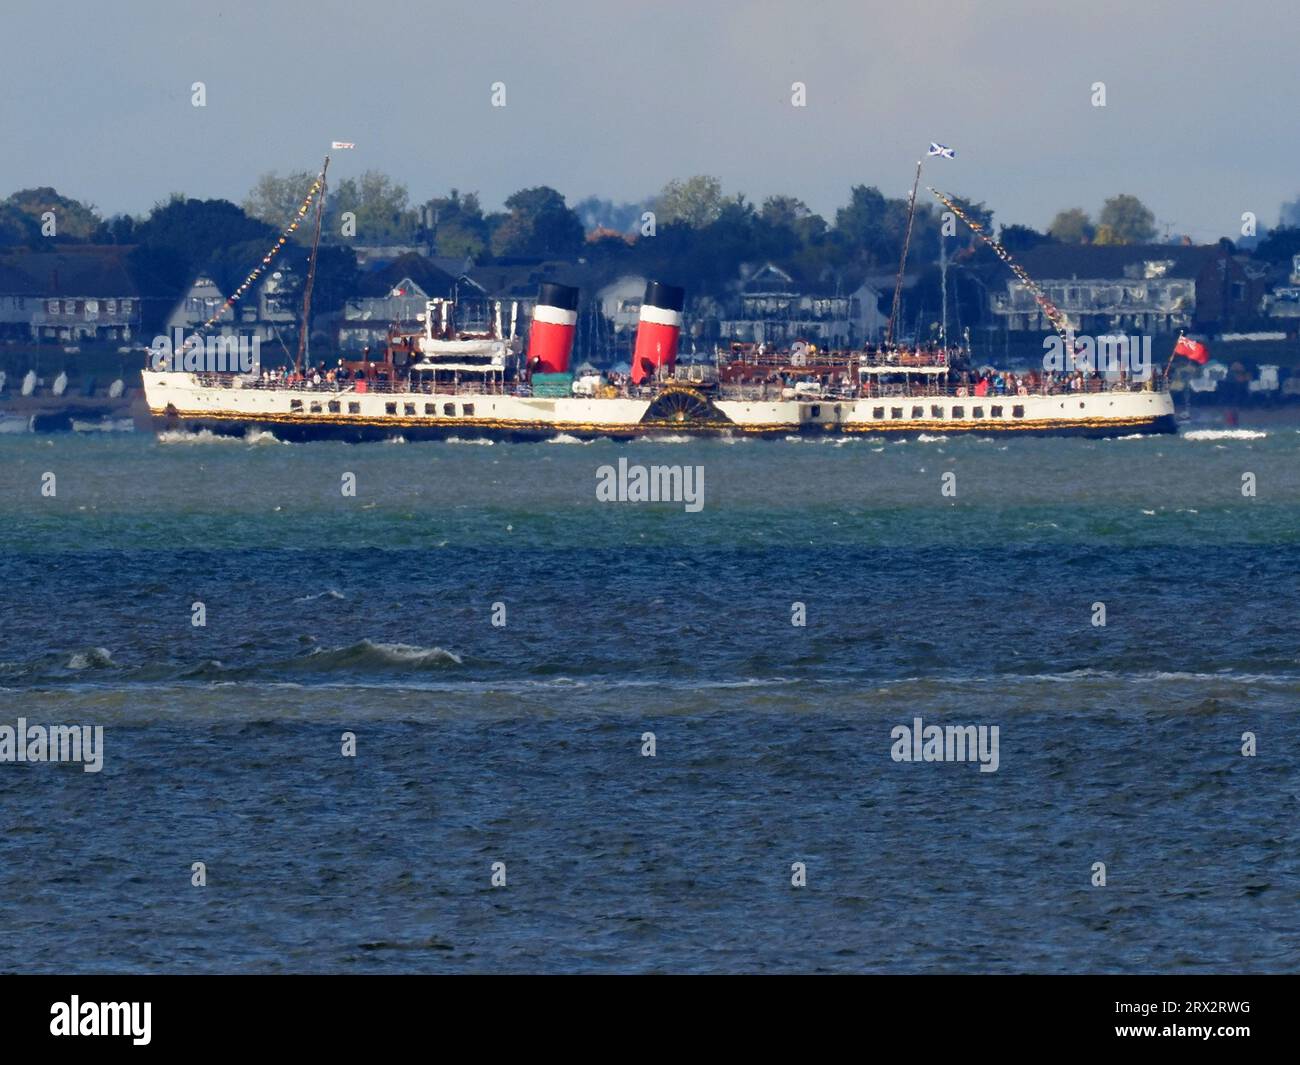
left=988, top=244, right=1269, bottom=334
left=0, top=246, right=144, bottom=343
left=716, top=263, right=885, bottom=347
left=339, top=253, right=462, bottom=352
left=165, top=268, right=301, bottom=355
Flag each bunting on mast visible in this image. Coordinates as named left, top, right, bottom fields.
left=927, top=185, right=1072, bottom=344
left=193, top=162, right=328, bottom=337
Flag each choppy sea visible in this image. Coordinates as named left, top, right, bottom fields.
left=0, top=423, right=1296, bottom=972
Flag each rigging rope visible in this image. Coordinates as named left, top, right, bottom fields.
left=926, top=186, right=1072, bottom=343
left=193, top=168, right=326, bottom=336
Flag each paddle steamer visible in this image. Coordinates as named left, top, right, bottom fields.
left=142, top=156, right=1176, bottom=441
left=142, top=283, right=1176, bottom=441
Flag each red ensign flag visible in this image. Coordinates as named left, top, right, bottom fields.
left=1174, top=335, right=1209, bottom=364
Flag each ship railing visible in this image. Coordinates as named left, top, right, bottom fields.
left=190, top=373, right=524, bottom=397
left=723, top=350, right=952, bottom=369
left=187, top=371, right=1167, bottom=400
left=852, top=377, right=1167, bottom=399
left=714, top=377, right=1167, bottom=401
left=857, top=351, right=951, bottom=368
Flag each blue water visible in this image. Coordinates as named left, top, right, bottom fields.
left=0, top=425, right=1297, bottom=972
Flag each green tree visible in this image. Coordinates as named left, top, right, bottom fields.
left=654, top=175, right=725, bottom=228
left=1255, top=226, right=1300, bottom=264
left=133, top=198, right=274, bottom=276
left=3, top=187, right=101, bottom=241
left=243, top=170, right=319, bottom=239
left=999, top=223, right=1052, bottom=253
left=1047, top=207, right=1095, bottom=243
left=328, top=170, right=415, bottom=243
left=0, top=203, right=37, bottom=246
left=833, top=184, right=937, bottom=268
left=1095, top=194, right=1156, bottom=244
left=758, top=195, right=828, bottom=253
left=489, top=186, right=583, bottom=258
left=95, top=214, right=137, bottom=245
left=419, top=189, right=489, bottom=260
left=299, top=244, right=359, bottom=318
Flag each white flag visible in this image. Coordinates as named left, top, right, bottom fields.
left=927, top=142, right=955, bottom=159
left=331, top=141, right=356, bottom=150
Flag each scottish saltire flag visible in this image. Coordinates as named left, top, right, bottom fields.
left=928, top=143, right=956, bottom=159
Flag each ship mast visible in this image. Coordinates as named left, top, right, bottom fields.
left=886, top=159, right=923, bottom=347
left=295, top=155, right=330, bottom=376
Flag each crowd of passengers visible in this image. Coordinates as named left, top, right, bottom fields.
left=234, top=350, right=1147, bottom=400
left=864, top=367, right=1148, bottom=397
left=249, top=363, right=363, bottom=388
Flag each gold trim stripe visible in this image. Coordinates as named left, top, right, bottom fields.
left=153, top=406, right=1167, bottom=435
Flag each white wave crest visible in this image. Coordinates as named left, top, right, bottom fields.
left=1183, top=429, right=1267, bottom=441
left=67, top=647, right=116, bottom=670
left=294, top=589, right=346, bottom=603
left=156, top=428, right=283, bottom=446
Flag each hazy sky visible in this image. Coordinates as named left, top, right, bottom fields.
left=3, top=0, right=1296, bottom=241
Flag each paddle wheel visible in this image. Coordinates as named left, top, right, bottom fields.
left=641, top=385, right=730, bottom=426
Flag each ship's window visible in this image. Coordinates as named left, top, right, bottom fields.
left=404, top=403, right=416, bottom=416
left=911, top=405, right=924, bottom=419
left=931, top=405, right=943, bottom=418
left=952, top=405, right=964, bottom=418
left=309, top=402, right=322, bottom=414
left=1012, top=405, right=1025, bottom=418
left=348, top=402, right=361, bottom=414
left=973, top=406, right=984, bottom=418
left=872, top=406, right=884, bottom=419
left=385, top=402, right=397, bottom=415
left=991, top=405, right=1003, bottom=418
left=425, top=403, right=435, bottom=415
left=810, top=404, right=820, bottom=418
left=1079, top=401, right=1086, bottom=408
left=290, top=399, right=302, bottom=412
left=890, top=407, right=903, bottom=419
left=463, top=403, right=475, bottom=416
left=443, top=403, right=455, bottom=416
left=328, top=401, right=340, bottom=413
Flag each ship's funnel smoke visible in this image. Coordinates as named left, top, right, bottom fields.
left=527, top=282, right=580, bottom=374
left=631, top=281, right=684, bottom=385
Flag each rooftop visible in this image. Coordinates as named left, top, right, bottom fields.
left=0, top=245, right=143, bottom=297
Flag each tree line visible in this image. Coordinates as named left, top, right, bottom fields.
left=3, top=177, right=1300, bottom=318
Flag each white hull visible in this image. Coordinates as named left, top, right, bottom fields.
left=142, top=371, right=1177, bottom=440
